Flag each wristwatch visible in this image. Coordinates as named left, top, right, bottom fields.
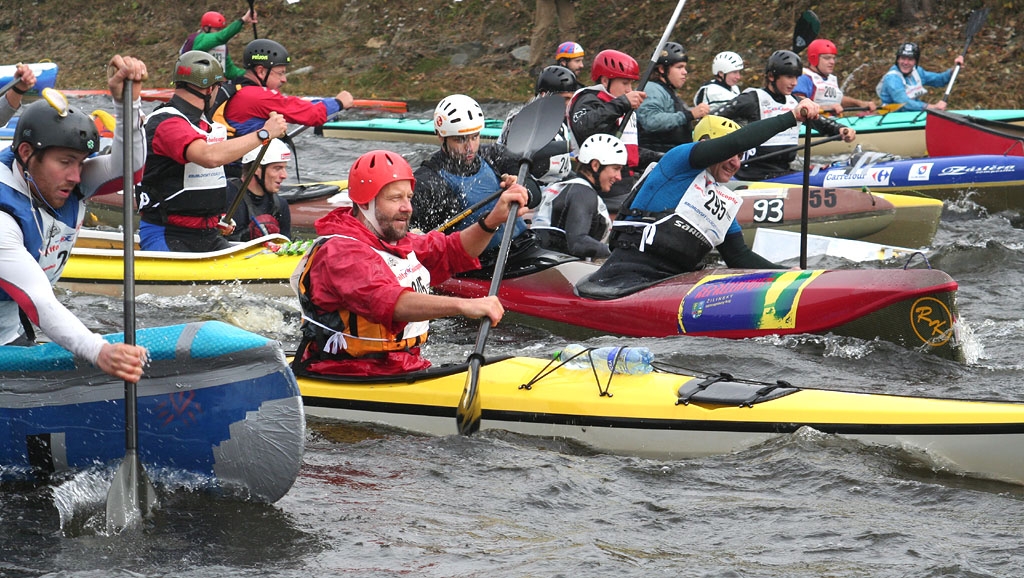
left=257, top=129, right=270, bottom=142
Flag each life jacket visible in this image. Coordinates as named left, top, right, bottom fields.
left=179, top=31, right=199, bottom=54
left=438, top=158, right=526, bottom=251
left=875, top=66, right=927, bottom=102
left=610, top=163, right=741, bottom=271
left=694, top=79, right=740, bottom=111
left=638, top=79, right=692, bottom=153
left=532, top=177, right=611, bottom=243
left=209, top=82, right=243, bottom=138
left=290, top=235, right=429, bottom=365
left=803, top=68, right=843, bottom=107
left=569, top=84, right=640, bottom=167
left=747, top=88, right=801, bottom=147
left=243, top=192, right=283, bottom=238
left=138, top=106, right=229, bottom=224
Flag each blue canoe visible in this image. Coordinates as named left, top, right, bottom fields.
left=0, top=321, right=305, bottom=502
left=766, top=153, right=1024, bottom=212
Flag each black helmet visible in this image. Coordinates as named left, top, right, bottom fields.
left=244, top=39, right=291, bottom=69
left=896, top=42, right=920, bottom=64
left=765, top=49, right=802, bottom=78
left=174, top=50, right=225, bottom=88
left=13, top=99, right=99, bottom=156
left=535, top=65, right=579, bottom=95
left=656, top=42, right=688, bottom=66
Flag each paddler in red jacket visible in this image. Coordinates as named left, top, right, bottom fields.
left=212, top=38, right=355, bottom=140
left=290, top=150, right=530, bottom=376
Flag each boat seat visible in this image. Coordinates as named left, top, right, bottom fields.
left=676, top=374, right=799, bottom=407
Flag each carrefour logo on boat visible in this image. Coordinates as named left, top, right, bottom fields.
left=908, top=162, right=933, bottom=181
left=822, top=168, right=891, bottom=187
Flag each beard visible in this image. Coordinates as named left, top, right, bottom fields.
left=375, top=207, right=410, bottom=243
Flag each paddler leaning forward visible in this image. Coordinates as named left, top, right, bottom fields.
left=576, top=98, right=822, bottom=299
left=290, top=150, right=530, bottom=376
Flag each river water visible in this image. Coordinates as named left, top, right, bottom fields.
left=3, top=97, right=1024, bottom=577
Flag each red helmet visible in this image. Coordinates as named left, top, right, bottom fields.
left=590, top=49, right=640, bottom=83
left=200, top=11, right=227, bottom=29
left=807, top=39, right=837, bottom=68
left=348, top=150, right=415, bottom=205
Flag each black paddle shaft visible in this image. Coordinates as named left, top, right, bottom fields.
left=456, top=94, right=567, bottom=436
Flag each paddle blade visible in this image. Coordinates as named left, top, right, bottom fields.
left=106, top=452, right=158, bottom=534
left=792, top=10, right=820, bottom=53
left=963, top=7, right=990, bottom=51
left=503, top=94, right=569, bottom=160
left=456, top=357, right=484, bottom=435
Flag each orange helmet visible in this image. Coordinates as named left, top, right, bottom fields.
left=348, top=150, right=415, bottom=205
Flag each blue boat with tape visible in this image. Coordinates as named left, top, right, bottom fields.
left=766, top=153, right=1024, bottom=212
left=0, top=321, right=305, bottom=502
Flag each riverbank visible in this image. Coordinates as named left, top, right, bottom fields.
left=3, top=0, right=1021, bottom=108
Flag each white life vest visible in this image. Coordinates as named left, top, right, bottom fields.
left=750, top=88, right=801, bottom=147
left=803, top=68, right=843, bottom=107
left=532, top=177, right=611, bottom=242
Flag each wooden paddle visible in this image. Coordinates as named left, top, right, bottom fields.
left=455, top=94, right=567, bottom=436
left=106, top=79, right=158, bottom=534
left=792, top=10, right=820, bottom=54
left=940, top=7, right=990, bottom=104
left=436, top=190, right=504, bottom=232
left=614, top=0, right=688, bottom=139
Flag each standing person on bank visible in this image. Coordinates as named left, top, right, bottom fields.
left=876, top=42, right=964, bottom=112
left=180, top=9, right=258, bottom=80
left=793, top=39, right=877, bottom=115
left=0, top=55, right=148, bottom=381
left=137, top=50, right=287, bottom=252
left=528, top=0, right=577, bottom=72
left=693, top=51, right=744, bottom=112
left=1, top=64, right=36, bottom=126
left=224, top=138, right=292, bottom=241
left=576, top=104, right=822, bottom=298
left=637, top=42, right=711, bottom=153
left=290, top=150, right=530, bottom=376
left=716, top=49, right=855, bottom=181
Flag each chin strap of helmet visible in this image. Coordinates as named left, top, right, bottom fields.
left=359, top=199, right=386, bottom=240
left=183, top=84, right=214, bottom=115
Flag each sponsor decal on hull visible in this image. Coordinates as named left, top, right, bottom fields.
left=678, top=270, right=823, bottom=334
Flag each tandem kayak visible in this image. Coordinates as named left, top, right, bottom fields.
left=297, top=355, right=1024, bottom=485
left=438, top=254, right=964, bottom=361
left=767, top=153, right=1024, bottom=213
left=0, top=321, right=305, bottom=502
left=801, top=108, right=1024, bottom=157
left=925, top=109, right=1024, bottom=157
left=61, top=230, right=302, bottom=297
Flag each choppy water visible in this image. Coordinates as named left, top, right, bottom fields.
left=4, top=96, right=1024, bottom=577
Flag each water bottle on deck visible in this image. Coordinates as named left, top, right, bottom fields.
left=556, top=343, right=654, bottom=375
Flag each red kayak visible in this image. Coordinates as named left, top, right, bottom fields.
left=439, top=256, right=963, bottom=362
left=925, top=109, right=1024, bottom=157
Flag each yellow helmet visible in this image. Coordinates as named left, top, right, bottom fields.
left=693, top=115, right=741, bottom=141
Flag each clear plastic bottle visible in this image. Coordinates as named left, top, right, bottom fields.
left=556, top=343, right=654, bottom=375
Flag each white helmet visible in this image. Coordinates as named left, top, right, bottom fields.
left=578, top=134, right=627, bottom=166
left=242, top=138, right=292, bottom=165
left=433, top=94, right=485, bottom=138
left=712, top=51, right=744, bottom=76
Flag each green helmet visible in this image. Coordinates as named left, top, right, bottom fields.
left=174, top=50, right=225, bottom=88
left=13, top=99, right=99, bottom=155
left=244, top=39, right=291, bottom=69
